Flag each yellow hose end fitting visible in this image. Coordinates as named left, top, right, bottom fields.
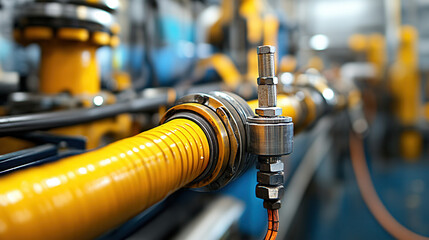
left=161, top=91, right=256, bottom=191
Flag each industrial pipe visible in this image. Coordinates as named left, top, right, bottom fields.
left=0, top=72, right=335, bottom=137
left=0, top=119, right=210, bottom=239
left=0, top=83, right=223, bottom=136
left=0, top=83, right=343, bottom=239
left=0, top=95, right=168, bottom=136
left=0, top=90, right=255, bottom=240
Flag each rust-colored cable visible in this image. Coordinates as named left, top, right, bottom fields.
left=349, top=133, right=429, bottom=240
left=271, top=209, right=279, bottom=240
left=264, top=209, right=273, bottom=240
left=0, top=119, right=210, bottom=240
left=264, top=209, right=279, bottom=240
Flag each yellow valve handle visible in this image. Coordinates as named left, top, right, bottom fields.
left=0, top=119, right=209, bottom=240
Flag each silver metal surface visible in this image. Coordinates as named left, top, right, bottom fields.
left=64, top=0, right=120, bottom=11
left=247, top=117, right=293, bottom=156
left=163, top=91, right=256, bottom=191
left=258, top=56, right=275, bottom=78
left=256, top=185, right=285, bottom=200
left=257, top=45, right=276, bottom=54
left=256, top=45, right=279, bottom=111
left=255, top=107, right=283, bottom=117
left=15, top=2, right=115, bottom=28
left=248, top=45, right=294, bottom=156
left=257, top=45, right=276, bottom=78
left=248, top=45, right=293, bottom=209
left=257, top=85, right=277, bottom=108
left=258, top=161, right=284, bottom=172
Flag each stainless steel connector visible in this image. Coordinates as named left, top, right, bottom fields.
left=256, top=45, right=282, bottom=115
left=247, top=45, right=294, bottom=210
left=247, top=117, right=293, bottom=156
left=257, top=46, right=276, bottom=78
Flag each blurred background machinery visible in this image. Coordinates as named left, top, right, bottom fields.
left=0, top=0, right=428, bottom=239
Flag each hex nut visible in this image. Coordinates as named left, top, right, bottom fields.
left=257, top=45, right=276, bottom=54
left=263, top=200, right=282, bottom=210
left=256, top=185, right=285, bottom=200
left=258, top=77, right=278, bottom=85
left=257, top=85, right=277, bottom=108
left=258, top=161, right=284, bottom=172
left=257, top=171, right=284, bottom=185
left=256, top=107, right=282, bottom=117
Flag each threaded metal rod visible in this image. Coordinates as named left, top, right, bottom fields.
left=257, top=46, right=276, bottom=78
left=256, top=45, right=281, bottom=115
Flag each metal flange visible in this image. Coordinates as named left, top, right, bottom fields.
left=14, top=1, right=119, bottom=46
left=161, top=91, right=256, bottom=191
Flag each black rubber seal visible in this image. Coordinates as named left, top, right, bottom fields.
left=164, top=112, right=219, bottom=185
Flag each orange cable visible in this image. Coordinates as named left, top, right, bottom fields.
left=264, top=209, right=273, bottom=240
left=264, top=209, right=280, bottom=240
left=349, top=133, right=429, bottom=240
left=270, top=210, right=279, bottom=240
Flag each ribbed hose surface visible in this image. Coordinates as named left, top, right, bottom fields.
left=0, top=119, right=210, bottom=240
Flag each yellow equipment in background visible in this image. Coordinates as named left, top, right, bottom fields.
left=389, top=26, right=422, bottom=160
left=349, top=26, right=424, bottom=160
left=205, top=0, right=280, bottom=90
left=8, top=0, right=132, bottom=150
left=349, top=33, right=387, bottom=81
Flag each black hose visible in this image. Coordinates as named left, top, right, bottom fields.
left=0, top=94, right=168, bottom=136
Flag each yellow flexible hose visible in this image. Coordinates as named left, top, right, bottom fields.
left=0, top=119, right=209, bottom=240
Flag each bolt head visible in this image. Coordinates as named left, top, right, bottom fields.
left=257, top=171, right=284, bottom=185
left=257, top=45, right=276, bottom=54
left=256, top=185, right=285, bottom=200
left=195, top=95, right=208, bottom=104
left=263, top=200, right=282, bottom=210
left=257, top=161, right=284, bottom=172
left=256, top=107, right=282, bottom=117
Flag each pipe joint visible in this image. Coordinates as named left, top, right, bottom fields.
left=161, top=91, right=256, bottom=191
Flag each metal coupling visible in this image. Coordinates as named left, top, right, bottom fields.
left=161, top=91, right=256, bottom=191
left=247, top=45, right=294, bottom=210
left=247, top=117, right=293, bottom=156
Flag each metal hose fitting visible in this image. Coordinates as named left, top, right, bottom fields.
left=161, top=91, right=256, bottom=191
left=247, top=46, right=294, bottom=211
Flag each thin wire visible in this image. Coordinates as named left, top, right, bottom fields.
left=270, top=210, right=279, bottom=240
left=264, top=209, right=279, bottom=240
left=349, top=132, right=429, bottom=240
left=264, top=209, right=273, bottom=240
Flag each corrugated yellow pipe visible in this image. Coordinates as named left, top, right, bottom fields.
left=0, top=119, right=209, bottom=240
